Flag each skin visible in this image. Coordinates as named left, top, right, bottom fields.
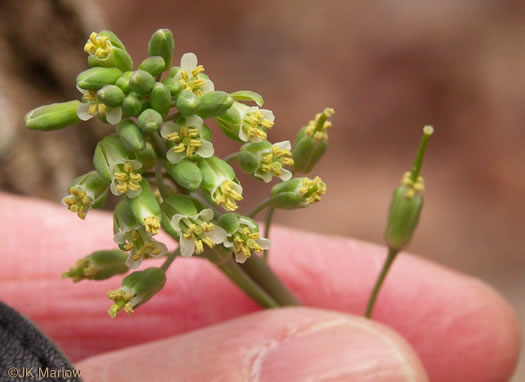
left=0, top=192, right=520, bottom=381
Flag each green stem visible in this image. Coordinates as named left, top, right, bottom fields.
left=248, top=198, right=272, bottom=218
left=410, top=126, right=434, bottom=182
left=149, top=131, right=168, bottom=158
left=208, top=249, right=280, bottom=308
left=365, top=247, right=399, bottom=318
left=223, top=152, right=239, bottom=164
left=240, top=252, right=300, bottom=306
left=263, top=207, right=275, bottom=260
left=161, top=248, right=180, bottom=272
left=155, top=161, right=169, bottom=198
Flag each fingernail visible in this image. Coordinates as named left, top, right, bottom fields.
left=258, top=319, right=428, bottom=382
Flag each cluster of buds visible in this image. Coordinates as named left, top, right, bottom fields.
left=24, top=28, right=333, bottom=317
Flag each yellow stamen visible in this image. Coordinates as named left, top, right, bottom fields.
left=168, top=127, right=203, bottom=158
left=113, top=162, right=142, bottom=195
left=214, top=180, right=243, bottom=211
left=182, top=221, right=217, bottom=253
left=178, top=65, right=208, bottom=96
left=144, top=216, right=161, bottom=235
left=64, top=187, right=92, bottom=219
left=84, top=32, right=112, bottom=59
left=300, top=177, right=326, bottom=205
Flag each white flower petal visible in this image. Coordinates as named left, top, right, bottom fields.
left=279, top=168, right=293, bottom=182
left=151, top=240, right=168, bottom=258
left=201, top=79, right=214, bottom=94
left=238, top=125, right=248, bottom=142
left=261, top=109, right=275, bottom=122
left=238, top=217, right=256, bottom=229
left=180, top=237, right=195, bottom=257
left=126, top=254, right=142, bottom=269
left=76, top=84, right=88, bottom=95
left=197, top=208, right=214, bottom=222
left=234, top=252, right=248, bottom=264
left=170, top=215, right=184, bottom=233
left=274, top=141, right=291, bottom=150
left=206, top=226, right=227, bottom=244
left=257, top=238, right=271, bottom=250
left=125, top=187, right=142, bottom=199
left=110, top=179, right=122, bottom=196
left=181, top=52, right=198, bottom=73
left=129, top=160, right=143, bottom=171
left=106, top=107, right=122, bottom=125
left=77, top=103, right=94, bottom=121
left=255, top=170, right=272, bottom=183
left=167, top=149, right=186, bottom=164
left=160, top=122, right=178, bottom=138
left=113, top=232, right=127, bottom=245
left=197, top=139, right=214, bottom=158
left=185, top=115, right=203, bottom=129
left=223, top=238, right=233, bottom=248
left=230, top=181, right=243, bottom=196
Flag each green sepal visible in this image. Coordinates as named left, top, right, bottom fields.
left=116, top=119, right=146, bottom=152
left=62, top=250, right=129, bottom=282
left=90, top=46, right=133, bottom=72
left=128, top=179, right=162, bottom=225
left=238, top=151, right=258, bottom=174
left=139, top=56, right=166, bottom=77
left=114, top=199, right=140, bottom=237
left=165, top=159, right=203, bottom=191
left=150, top=82, right=171, bottom=117
left=292, top=127, right=327, bottom=173
left=175, top=90, right=200, bottom=116
left=25, top=100, right=81, bottom=131
left=148, top=29, right=174, bottom=70
left=216, top=103, right=243, bottom=142
left=196, top=91, right=234, bottom=118
left=201, top=124, right=212, bottom=142
left=217, top=213, right=240, bottom=235
left=77, top=67, right=123, bottom=90
left=99, top=30, right=127, bottom=50
left=96, top=85, right=125, bottom=107
left=168, top=66, right=180, bottom=78
left=121, top=267, right=166, bottom=309
left=135, top=143, right=157, bottom=170
left=137, top=108, right=163, bottom=133
left=162, top=77, right=183, bottom=97
left=199, top=156, right=236, bottom=192
left=384, top=186, right=424, bottom=251
left=230, top=90, right=264, bottom=107
left=93, top=136, right=130, bottom=181
left=162, top=194, right=200, bottom=217
left=129, top=70, right=156, bottom=96
left=122, top=93, right=144, bottom=117
left=270, top=178, right=305, bottom=209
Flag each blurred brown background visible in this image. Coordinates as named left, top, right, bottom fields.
left=1, top=0, right=524, bottom=379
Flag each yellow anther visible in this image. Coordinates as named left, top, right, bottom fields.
left=64, top=187, right=92, bottom=219
left=191, top=65, right=205, bottom=76
left=113, top=162, right=142, bottom=195
left=144, top=216, right=161, bottom=235
left=300, top=177, right=326, bottom=205
left=178, top=65, right=207, bottom=96
left=84, top=32, right=112, bottom=59
left=214, top=180, right=243, bottom=211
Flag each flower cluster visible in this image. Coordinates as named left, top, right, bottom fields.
left=24, top=28, right=333, bottom=317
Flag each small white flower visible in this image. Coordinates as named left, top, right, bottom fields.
left=160, top=115, right=214, bottom=164
left=175, top=53, right=214, bottom=97
left=239, top=106, right=275, bottom=143
left=254, top=141, right=294, bottom=183
left=223, top=217, right=270, bottom=263
left=77, top=86, right=122, bottom=125
left=109, top=160, right=143, bottom=198
left=114, top=228, right=167, bottom=269
left=170, top=208, right=227, bottom=257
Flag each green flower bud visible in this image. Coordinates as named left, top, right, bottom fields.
left=196, top=91, right=234, bottom=118
left=175, top=90, right=200, bottom=116
left=84, top=31, right=133, bottom=72
left=62, top=170, right=109, bottom=219
left=230, top=90, right=264, bottom=106
left=199, top=156, right=243, bottom=211
left=139, top=56, right=166, bottom=77
left=116, top=119, right=146, bottom=152
left=168, top=66, right=180, bottom=78
left=150, top=82, right=171, bottom=117
left=129, top=70, right=156, bottom=96
left=62, top=250, right=129, bottom=283
left=136, top=142, right=157, bottom=170
left=292, top=108, right=334, bottom=173
left=148, top=29, right=174, bottom=70
left=138, top=108, right=163, bottom=133
left=162, top=77, right=183, bottom=97
left=115, top=71, right=133, bottom=93
left=270, top=177, right=326, bottom=209
left=239, top=151, right=258, bottom=173
left=121, top=93, right=144, bottom=117
left=96, top=85, right=125, bottom=107
left=107, top=267, right=166, bottom=317
left=76, top=67, right=123, bottom=90
left=93, top=136, right=130, bottom=182
left=165, top=159, right=203, bottom=191
left=384, top=126, right=433, bottom=251
left=25, top=100, right=81, bottom=131
left=129, top=179, right=162, bottom=235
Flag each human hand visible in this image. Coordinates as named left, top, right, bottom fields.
left=0, top=193, right=519, bottom=381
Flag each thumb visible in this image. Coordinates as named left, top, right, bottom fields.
left=77, top=307, right=428, bottom=382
